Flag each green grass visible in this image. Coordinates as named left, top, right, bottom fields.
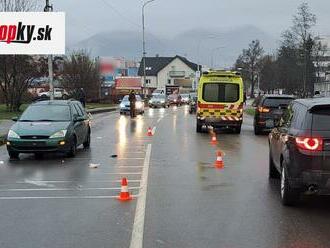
left=244, top=107, right=256, bottom=116
left=0, top=104, right=29, bottom=120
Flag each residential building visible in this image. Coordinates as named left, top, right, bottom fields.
left=138, top=55, right=200, bottom=94
left=314, top=36, right=330, bottom=96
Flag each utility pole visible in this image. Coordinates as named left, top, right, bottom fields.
left=142, top=0, right=156, bottom=98
left=44, top=0, right=54, bottom=100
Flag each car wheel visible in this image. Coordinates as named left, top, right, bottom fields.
left=254, top=125, right=261, bottom=135
left=67, top=137, right=77, bottom=158
left=269, top=150, right=280, bottom=179
left=234, top=126, right=241, bottom=134
left=281, top=162, right=300, bottom=206
left=83, top=131, right=91, bottom=149
left=196, top=122, right=202, bottom=133
left=8, top=151, right=19, bottom=159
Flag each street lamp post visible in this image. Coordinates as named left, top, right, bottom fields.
left=44, top=0, right=54, bottom=100
left=142, top=0, right=156, bottom=98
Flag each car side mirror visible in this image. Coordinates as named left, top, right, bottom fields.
left=12, top=117, right=18, bottom=122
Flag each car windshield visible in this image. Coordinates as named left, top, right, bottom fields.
left=263, top=97, right=294, bottom=108
left=19, top=105, right=71, bottom=122
left=122, top=95, right=142, bottom=101
left=312, top=107, right=330, bottom=131
left=181, top=94, right=189, bottom=98
left=203, top=82, right=239, bottom=103
left=152, top=95, right=165, bottom=100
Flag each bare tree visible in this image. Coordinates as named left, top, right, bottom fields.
left=0, top=0, right=41, bottom=111
left=0, top=0, right=40, bottom=11
left=0, top=56, right=42, bottom=111
left=235, top=40, right=264, bottom=98
left=62, top=51, right=101, bottom=102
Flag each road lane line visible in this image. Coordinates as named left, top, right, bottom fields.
left=103, top=172, right=142, bottom=175
left=0, top=195, right=139, bottom=200
left=129, top=143, right=152, bottom=248
left=0, top=187, right=141, bottom=191
left=157, top=117, right=162, bottom=123
left=14, top=180, right=142, bottom=183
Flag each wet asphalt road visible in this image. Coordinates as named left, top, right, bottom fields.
left=0, top=106, right=330, bottom=248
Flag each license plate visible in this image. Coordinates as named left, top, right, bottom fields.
left=22, top=141, right=46, bottom=147
left=266, top=119, right=274, bottom=128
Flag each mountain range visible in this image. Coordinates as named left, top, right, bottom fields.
left=69, top=25, right=278, bottom=67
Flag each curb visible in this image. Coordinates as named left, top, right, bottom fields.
left=87, top=107, right=118, bottom=114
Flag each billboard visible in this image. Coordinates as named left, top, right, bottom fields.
left=0, top=12, right=65, bottom=55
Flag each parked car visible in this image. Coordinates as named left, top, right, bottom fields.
left=269, top=98, right=330, bottom=206
left=168, top=94, right=182, bottom=106
left=119, top=95, right=145, bottom=115
left=38, top=88, right=69, bottom=99
left=253, top=95, right=295, bottom=135
left=189, top=96, right=198, bottom=114
left=149, top=95, right=169, bottom=108
left=6, top=100, right=91, bottom=159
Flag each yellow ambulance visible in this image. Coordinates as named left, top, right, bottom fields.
left=196, top=70, right=244, bottom=133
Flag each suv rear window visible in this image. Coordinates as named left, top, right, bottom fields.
left=312, top=107, right=330, bottom=131
left=263, top=98, right=294, bottom=108
left=202, top=83, right=239, bottom=103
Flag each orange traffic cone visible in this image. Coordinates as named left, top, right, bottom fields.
left=118, top=178, right=132, bottom=201
left=147, top=127, right=153, bottom=136
left=210, top=134, right=218, bottom=145
left=214, top=150, right=224, bottom=169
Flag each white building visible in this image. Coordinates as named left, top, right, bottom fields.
left=138, top=55, right=200, bottom=93
left=314, top=36, right=330, bottom=96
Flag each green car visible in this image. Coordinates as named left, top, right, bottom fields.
left=6, top=100, right=91, bottom=159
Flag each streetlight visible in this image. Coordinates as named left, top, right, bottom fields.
left=142, top=0, right=156, bottom=98
left=44, top=0, right=54, bottom=100
left=210, top=46, right=225, bottom=69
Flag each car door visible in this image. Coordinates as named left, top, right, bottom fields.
left=71, top=104, right=84, bottom=145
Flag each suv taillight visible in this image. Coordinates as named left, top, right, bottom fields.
left=295, top=137, right=323, bottom=151
left=258, top=107, right=270, bottom=113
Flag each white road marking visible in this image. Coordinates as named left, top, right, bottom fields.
left=14, top=180, right=142, bottom=184
left=116, top=158, right=145, bottom=160
left=0, top=195, right=139, bottom=200
left=103, top=172, right=142, bottom=175
left=157, top=117, right=163, bottom=123
left=129, top=143, right=152, bottom=248
left=152, top=127, right=156, bottom=135
left=0, top=187, right=141, bottom=191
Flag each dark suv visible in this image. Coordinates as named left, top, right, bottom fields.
left=253, top=95, right=295, bottom=135
left=269, top=98, right=330, bottom=206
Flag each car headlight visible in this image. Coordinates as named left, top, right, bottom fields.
left=160, top=100, right=165, bottom=103
left=120, top=103, right=125, bottom=108
left=49, top=130, right=67, bottom=139
left=149, top=100, right=153, bottom=103
left=136, top=102, right=143, bottom=109
left=7, top=130, right=20, bottom=139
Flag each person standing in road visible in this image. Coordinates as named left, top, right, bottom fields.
left=79, top=88, right=86, bottom=108
left=129, top=90, right=136, bottom=118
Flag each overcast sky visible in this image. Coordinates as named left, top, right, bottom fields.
left=53, top=0, right=330, bottom=44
